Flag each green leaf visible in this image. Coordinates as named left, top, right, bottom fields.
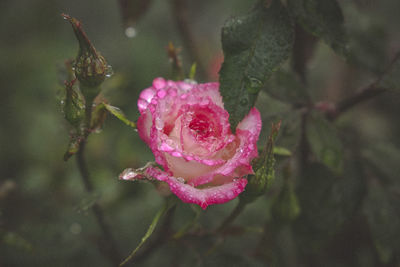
left=306, top=112, right=343, bottom=174
left=219, top=0, right=294, bottom=130
left=263, top=70, right=310, bottom=105
left=189, top=63, right=197, bottom=80
left=102, top=103, right=136, bottom=128
left=287, top=0, right=347, bottom=55
left=273, top=146, right=292, bottom=156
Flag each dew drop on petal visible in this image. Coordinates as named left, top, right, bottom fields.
left=138, top=99, right=147, bottom=110
left=157, top=89, right=167, bottom=98
left=140, top=88, right=156, bottom=103
left=155, top=117, right=163, bottom=130
left=171, top=151, right=182, bottom=157
left=153, top=78, right=166, bottom=90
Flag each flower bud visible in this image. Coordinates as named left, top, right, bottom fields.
left=240, top=121, right=281, bottom=204
left=62, top=14, right=110, bottom=100
left=63, top=80, right=84, bottom=128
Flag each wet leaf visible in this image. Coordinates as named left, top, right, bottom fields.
left=306, top=112, right=343, bottom=174
left=219, top=0, right=294, bottom=130
left=287, top=0, right=348, bottom=55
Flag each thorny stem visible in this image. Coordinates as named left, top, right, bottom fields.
left=171, top=0, right=207, bottom=80
left=75, top=101, right=122, bottom=265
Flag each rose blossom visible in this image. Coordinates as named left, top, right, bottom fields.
left=123, top=78, right=261, bottom=209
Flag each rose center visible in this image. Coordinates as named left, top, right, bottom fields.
left=189, top=114, right=214, bottom=139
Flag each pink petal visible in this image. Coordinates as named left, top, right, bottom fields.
left=145, top=166, right=247, bottom=209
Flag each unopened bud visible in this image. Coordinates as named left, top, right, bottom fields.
left=240, top=121, right=281, bottom=204
left=62, top=14, right=110, bottom=100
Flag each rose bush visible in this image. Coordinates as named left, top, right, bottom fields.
left=124, top=78, right=261, bottom=209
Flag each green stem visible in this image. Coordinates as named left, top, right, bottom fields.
left=119, top=199, right=176, bottom=266
left=76, top=140, right=122, bottom=265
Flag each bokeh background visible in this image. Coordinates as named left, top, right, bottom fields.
left=1, top=0, right=400, bottom=266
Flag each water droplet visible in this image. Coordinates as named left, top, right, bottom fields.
left=157, top=89, right=167, bottom=98
left=176, top=177, right=185, bottom=183
left=125, top=27, right=137, bottom=38
left=245, top=76, right=262, bottom=93
left=105, top=65, right=114, bottom=78
left=155, top=117, right=163, bottom=130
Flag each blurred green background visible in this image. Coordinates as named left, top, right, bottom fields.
left=1, top=0, right=400, bottom=266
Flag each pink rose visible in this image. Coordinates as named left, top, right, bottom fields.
left=124, top=78, right=261, bottom=209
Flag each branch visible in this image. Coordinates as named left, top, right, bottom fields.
left=325, top=51, right=400, bottom=121
left=76, top=140, right=122, bottom=265
left=170, top=0, right=207, bottom=80
left=327, top=84, right=386, bottom=121
left=292, top=23, right=318, bottom=83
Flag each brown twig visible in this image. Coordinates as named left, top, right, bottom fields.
left=170, top=0, right=207, bottom=80
left=292, top=23, right=318, bottom=84
left=76, top=139, right=122, bottom=265
left=326, top=51, right=400, bottom=121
